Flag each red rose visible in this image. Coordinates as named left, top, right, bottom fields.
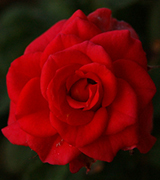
left=2, top=8, right=156, bottom=173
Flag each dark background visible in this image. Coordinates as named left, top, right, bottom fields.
left=0, top=0, right=160, bottom=179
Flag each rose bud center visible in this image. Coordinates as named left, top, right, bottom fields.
left=70, top=78, right=97, bottom=102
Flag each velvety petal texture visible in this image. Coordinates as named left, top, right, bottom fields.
left=2, top=8, right=156, bottom=174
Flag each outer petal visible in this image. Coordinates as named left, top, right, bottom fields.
left=61, top=17, right=101, bottom=40
left=111, top=18, right=139, bottom=39
left=24, top=20, right=66, bottom=54
left=106, top=78, right=137, bottom=135
left=40, top=33, right=83, bottom=67
left=63, top=9, right=88, bottom=27
left=88, top=8, right=112, bottom=32
left=69, top=153, right=95, bottom=173
left=79, top=125, right=138, bottom=162
left=113, top=59, right=156, bottom=110
left=6, top=52, right=41, bottom=103
left=27, top=134, right=80, bottom=165
left=137, top=102, right=156, bottom=153
left=50, top=107, right=108, bottom=147
left=41, top=33, right=82, bottom=67
left=91, top=30, right=147, bottom=69
left=2, top=122, right=28, bottom=146
left=16, top=77, right=56, bottom=137
left=24, top=9, right=90, bottom=54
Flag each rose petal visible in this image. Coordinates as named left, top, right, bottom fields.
left=105, top=78, right=137, bottom=135
left=64, top=9, right=87, bottom=25
left=79, top=125, right=138, bottom=162
left=40, top=33, right=83, bottom=67
left=80, top=63, right=117, bottom=107
left=7, top=52, right=41, bottom=103
left=84, top=84, right=98, bottom=110
left=69, top=41, right=112, bottom=69
left=51, top=48, right=92, bottom=68
left=50, top=107, right=108, bottom=147
left=113, top=59, right=156, bottom=109
left=16, top=77, right=56, bottom=137
left=47, top=64, right=94, bottom=126
left=1, top=122, right=28, bottom=146
left=69, top=153, right=95, bottom=173
left=47, top=64, right=81, bottom=111
left=69, top=78, right=89, bottom=102
left=88, top=8, right=112, bottom=32
left=24, top=20, right=66, bottom=54
left=41, top=49, right=91, bottom=100
left=62, top=17, right=101, bottom=40
left=91, top=30, right=147, bottom=69
left=18, top=110, right=57, bottom=137
left=66, top=96, right=86, bottom=109
left=41, top=56, right=59, bottom=99
left=27, top=134, right=80, bottom=165
left=111, top=18, right=139, bottom=39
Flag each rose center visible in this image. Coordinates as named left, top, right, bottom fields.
left=87, top=78, right=97, bottom=85
left=70, top=78, right=96, bottom=102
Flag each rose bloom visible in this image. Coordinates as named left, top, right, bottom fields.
left=2, top=8, right=156, bottom=173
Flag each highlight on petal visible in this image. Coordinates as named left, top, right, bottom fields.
left=16, top=77, right=56, bottom=137
left=50, top=107, right=108, bottom=147
left=27, top=134, right=80, bottom=165
left=6, top=52, right=42, bottom=103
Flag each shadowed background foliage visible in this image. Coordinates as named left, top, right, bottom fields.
left=0, top=0, right=160, bottom=179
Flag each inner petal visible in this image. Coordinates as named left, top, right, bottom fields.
left=70, top=78, right=89, bottom=102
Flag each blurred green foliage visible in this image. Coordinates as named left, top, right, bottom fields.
left=0, top=0, right=160, bottom=179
